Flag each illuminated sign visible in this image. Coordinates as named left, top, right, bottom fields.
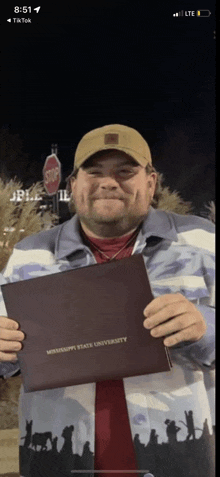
left=10, top=189, right=70, bottom=202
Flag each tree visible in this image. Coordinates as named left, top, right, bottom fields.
left=0, top=179, right=56, bottom=271
left=200, top=201, right=215, bottom=224
left=152, top=173, right=193, bottom=215
left=0, top=127, right=42, bottom=187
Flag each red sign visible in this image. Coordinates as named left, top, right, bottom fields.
left=43, top=154, right=61, bottom=196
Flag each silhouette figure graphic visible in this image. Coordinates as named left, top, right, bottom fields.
left=19, top=415, right=214, bottom=477
left=185, top=411, right=195, bottom=439
left=201, top=418, right=212, bottom=440
left=31, top=431, right=53, bottom=451
left=21, top=420, right=33, bottom=448
left=164, top=419, right=181, bottom=445
left=52, top=436, right=58, bottom=453
left=149, top=429, right=159, bottom=446
left=134, top=433, right=145, bottom=451
left=179, top=410, right=202, bottom=440
left=60, top=425, right=74, bottom=456
left=81, top=440, right=93, bottom=467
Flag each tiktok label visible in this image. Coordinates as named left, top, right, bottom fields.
left=12, top=18, right=32, bottom=23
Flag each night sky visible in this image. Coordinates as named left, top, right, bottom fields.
left=1, top=0, right=216, bottom=214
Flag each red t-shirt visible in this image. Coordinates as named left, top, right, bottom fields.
left=82, top=229, right=139, bottom=477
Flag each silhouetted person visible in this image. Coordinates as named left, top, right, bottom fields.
left=134, top=433, right=146, bottom=452
left=60, top=425, right=74, bottom=457
left=164, top=419, right=181, bottom=445
left=201, top=418, right=211, bottom=440
left=185, top=410, right=195, bottom=440
left=180, top=410, right=202, bottom=440
left=82, top=440, right=93, bottom=467
left=149, top=429, right=158, bottom=446
left=52, top=436, right=58, bottom=453
left=21, top=419, right=33, bottom=448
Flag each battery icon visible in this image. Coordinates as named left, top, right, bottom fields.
left=196, top=10, right=211, bottom=17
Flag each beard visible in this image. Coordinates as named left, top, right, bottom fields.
left=75, top=201, right=147, bottom=237
left=72, top=187, right=152, bottom=237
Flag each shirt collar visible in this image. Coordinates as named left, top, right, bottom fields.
left=141, top=206, right=178, bottom=242
left=55, top=207, right=178, bottom=260
left=55, top=215, right=85, bottom=260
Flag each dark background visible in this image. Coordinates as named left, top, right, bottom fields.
left=1, top=0, right=216, bottom=215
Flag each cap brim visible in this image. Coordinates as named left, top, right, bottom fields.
left=74, top=145, right=150, bottom=171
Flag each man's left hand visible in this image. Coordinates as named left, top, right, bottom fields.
left=143, top=293, right=207, bottom=347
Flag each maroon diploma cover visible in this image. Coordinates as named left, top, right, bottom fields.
left=2, top=254, right=172, bottom=392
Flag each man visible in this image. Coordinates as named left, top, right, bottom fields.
left=0, top=125, right=215, bottom=477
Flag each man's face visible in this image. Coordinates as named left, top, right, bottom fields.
left=71, top=150, right=157, bottom=237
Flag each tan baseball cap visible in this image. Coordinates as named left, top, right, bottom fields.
left=73, top=124, right=152, bottom=171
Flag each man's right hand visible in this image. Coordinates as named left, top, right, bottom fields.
left=0, top=316, right=25, bottom=362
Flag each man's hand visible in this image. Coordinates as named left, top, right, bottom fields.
left=143, top=293, right=207, bottom=347
left=0, top=316, right=25, bottom=362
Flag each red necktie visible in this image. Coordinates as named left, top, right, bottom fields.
left=85, top=234, right=138, bottom=476
left=95, top=379, right=138, bottom=476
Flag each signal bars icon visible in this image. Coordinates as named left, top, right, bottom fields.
left=173, top=11, right=184, bottom=16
